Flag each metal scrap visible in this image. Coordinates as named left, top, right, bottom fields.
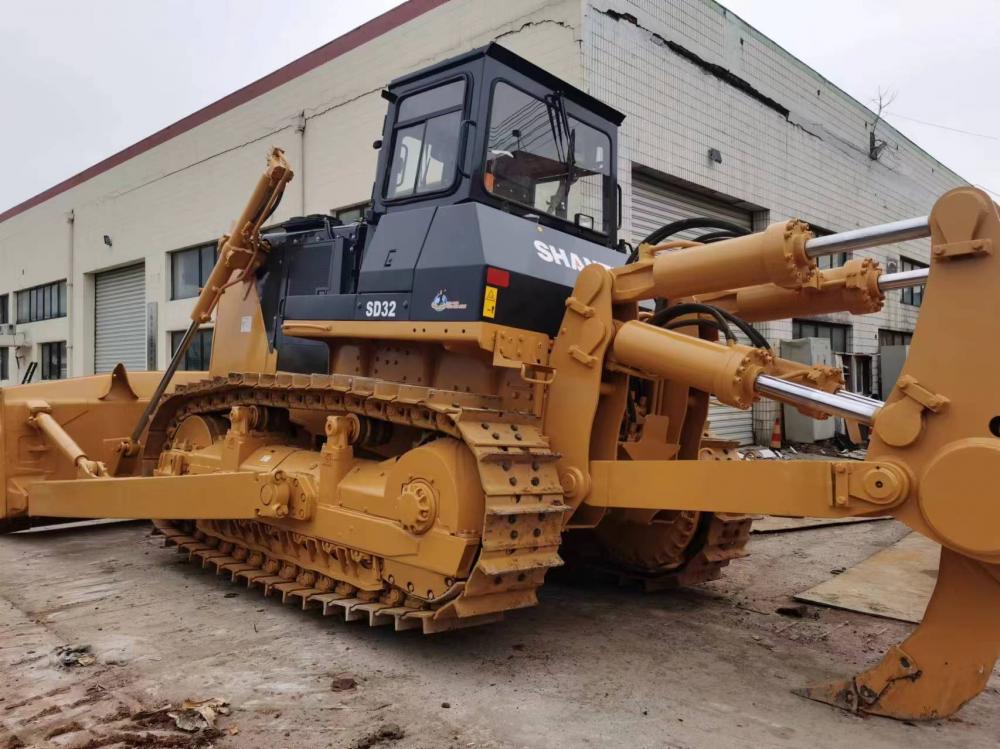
left=739, top=447, right=786, bottom=460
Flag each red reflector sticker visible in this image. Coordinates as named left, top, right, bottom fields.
left=486, top=267, right=510, bottom=288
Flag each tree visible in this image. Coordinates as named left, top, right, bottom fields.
left=869, top=88, right=897, bottom=161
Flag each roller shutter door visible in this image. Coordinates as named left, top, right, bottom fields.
left=631, top=173, right=756, bottom=444
left=94, top=263, right=146, bottom=373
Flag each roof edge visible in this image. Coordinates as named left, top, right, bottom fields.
left=0, top=0, right=450, bottom=225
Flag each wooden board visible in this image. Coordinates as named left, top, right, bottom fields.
left=752, top=515, right=890, bottom=533
left=794, top=532, right=940, bottom=623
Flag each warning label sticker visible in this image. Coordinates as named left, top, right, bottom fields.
left=482, top=285, right=498, bottom=319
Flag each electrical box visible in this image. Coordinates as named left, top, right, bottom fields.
left=780, top=338, right=836, bottom=443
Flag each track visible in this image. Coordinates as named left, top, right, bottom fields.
left=145, top=371, right=752, bottom=633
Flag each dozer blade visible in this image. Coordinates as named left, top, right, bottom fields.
left=798, top=547, right=1000, bottom=720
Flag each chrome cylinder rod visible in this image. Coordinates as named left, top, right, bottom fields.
left=878, top=267, right=929, bottom=291
left=755, top=374, right=882, bottom=425
left=833, top=389, right=885, bottom=408
left=805, top=216, right=930, bottom=258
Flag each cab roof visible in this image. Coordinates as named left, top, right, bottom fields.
left=386, top=42, right=626, bottom=126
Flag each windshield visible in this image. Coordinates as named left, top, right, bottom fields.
left=484, top=82, right=611, bottom=233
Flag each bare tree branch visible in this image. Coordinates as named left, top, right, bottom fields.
left=869, top=87, right=897, bottom=161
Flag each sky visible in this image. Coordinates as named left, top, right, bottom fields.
left=1, top=0, right=998, bottom=213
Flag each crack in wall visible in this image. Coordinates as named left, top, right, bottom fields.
left=493, top=18, right=577, bottom=43
left=597, top=8, right=830, bottom=143
left=108, top=123, right=296, bottom=200
left=305, top=85, right=385, bottom=122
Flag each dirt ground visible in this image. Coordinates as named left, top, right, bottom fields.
left=1, top=520, right=997, bottom=749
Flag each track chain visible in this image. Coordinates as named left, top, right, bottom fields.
left=148, top=371, right=571, bottom=633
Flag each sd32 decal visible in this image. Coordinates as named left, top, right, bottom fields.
left=354, top=293, right=411, bottom=320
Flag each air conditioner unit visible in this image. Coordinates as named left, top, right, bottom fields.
left=0, top=323, right=25, bottom=348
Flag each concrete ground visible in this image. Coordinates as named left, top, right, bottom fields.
left=1, top=520, right=997, bottom=749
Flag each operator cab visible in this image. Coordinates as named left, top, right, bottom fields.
left=266, top=44, right=627, bottom=373
left=372, top=43, right=624, bottom=247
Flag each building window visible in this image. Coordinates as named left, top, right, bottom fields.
left=40, top=341, right=67, bottom=380
left=815, top=252, right=848, bottom=271
left=15, top=281, right=67, bottom=323
left=878, top=329, right=913, bottom=347
left=806, top=226, right=846, bottom=270
left=170, top=328, right=213, bottom=370
left=0, top=294, right=8, bottom=325
left=333, top=202, right=369, bottom=224
left=385, top=78, right=467, bottom=200
left=900, top=257, right=928, bottom=307
left=0, top=347, right=7, bottom=381
left=792, top=319, right=850, bottom=353
left=840, top=353, right=874, bottom=396
left=170, top=243, right=218, bottom=300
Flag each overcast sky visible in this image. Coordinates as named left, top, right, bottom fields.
left=1, top=0, right=997, bottom=213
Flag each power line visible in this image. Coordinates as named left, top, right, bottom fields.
left=885, top=110, right=998, bottom=141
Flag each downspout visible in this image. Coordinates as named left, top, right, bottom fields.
left=66, top=209, right=75, bottom=377
left=296, top=111, right=307, bottom=214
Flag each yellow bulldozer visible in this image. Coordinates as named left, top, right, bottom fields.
left=1, top=44, right=997, bottom=721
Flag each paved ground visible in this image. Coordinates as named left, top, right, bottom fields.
left=1, top=520, right=997, bottom=749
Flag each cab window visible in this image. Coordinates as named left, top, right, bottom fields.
left=385, top=79, right=466, bottom=200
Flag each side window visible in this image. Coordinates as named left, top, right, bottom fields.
left=385, top=79, right=466, bottom=200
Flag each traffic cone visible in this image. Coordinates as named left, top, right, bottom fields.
left=769, top=416, right=782, bottom=449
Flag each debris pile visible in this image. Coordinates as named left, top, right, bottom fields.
left=52, top=644, right=96, bottom=668
left=168, top=697, right=231, bottom=733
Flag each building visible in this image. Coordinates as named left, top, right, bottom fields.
left=0, top=0, right=960, bottom=444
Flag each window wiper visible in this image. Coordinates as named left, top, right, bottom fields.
left=544, top=92, right=577, bottom=217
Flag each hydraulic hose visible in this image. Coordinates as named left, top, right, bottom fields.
left=627, top=217, right=752, bottom=263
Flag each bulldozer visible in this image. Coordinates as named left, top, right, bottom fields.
left=2, top=43, right=998, bottom=721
